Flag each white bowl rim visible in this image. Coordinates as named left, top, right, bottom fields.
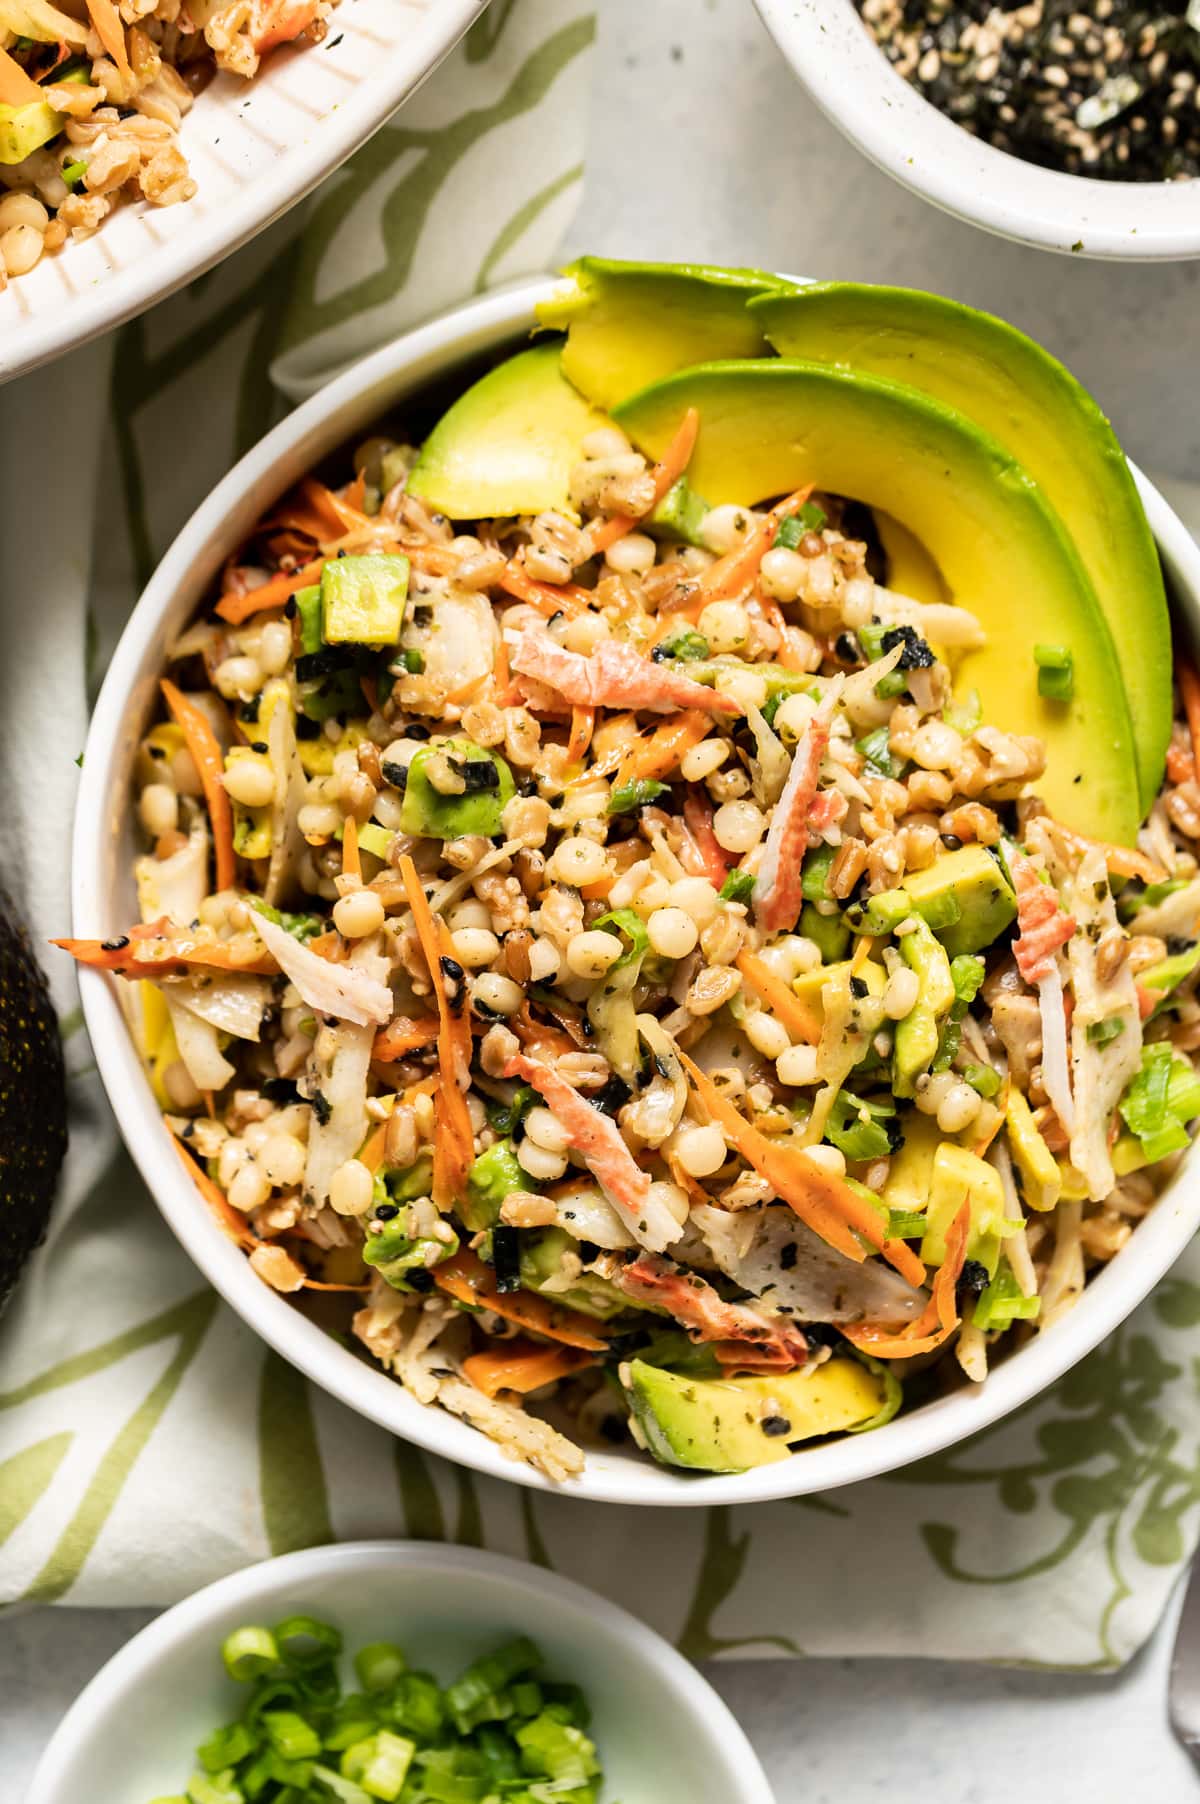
left=25, top=1540, right=776, bottom=1804
left=0, top=0, right=488, bottom=388
left=753, top=0, right=1200, bottom=261
left=72, top=272, right=1200, bottom=1508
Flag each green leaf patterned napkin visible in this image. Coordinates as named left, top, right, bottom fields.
left=3, top=2, right=1200, bottom=1669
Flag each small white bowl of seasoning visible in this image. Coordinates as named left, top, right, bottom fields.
left=754, top=0, right=1200, bottom=259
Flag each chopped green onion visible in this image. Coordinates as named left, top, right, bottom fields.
left=943, top=687, right=982, bottom=736
left=607, top=776, right=669, bottom=815
left=972, top=1258, right=1041, bottom=1332
left=856, top=723, right=896, bottom=778
left=1034, top=643, right=1075, bottom=702
left=719, top=868, right=755, bottom=904
left=271, top=1614, right=343, bottom=1667
left=221, top=1625, right=279, bottom=1681
left=157, top=1624, right=603, bottom=1804
left=354, top=1641, right=406, bottom=1695
left=1087, top=1017, right=1125, bottom=1048
left=772, top=502, right=826, bottom=549
left=886, top=1208, right=928, bottom=1240
left=653, top=628, right=709, bottom=661
left=962, top=1062, right=1001, bottom=1097
left=825, top=1089, right=896, bottom=1163
left=60, top=157, right=88, bottom=189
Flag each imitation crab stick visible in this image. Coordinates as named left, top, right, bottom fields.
left=161, top=679, right=236, bottom=894
left=753, top=684, right=840, bottom=934
left=434, top=1250, right=608, bottom=1352
left=463, top=1339, right=597, bottom=1398
left=587, top=408, right=700, bottom=555
left=512, top=633, right=740, bottom=716
left=617, top=1254, right=809, bottom=1366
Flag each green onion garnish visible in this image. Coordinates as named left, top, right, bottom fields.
left=1034, top=643, right=1075, bottom=701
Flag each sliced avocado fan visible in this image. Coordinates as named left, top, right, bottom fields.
left=615, top=358, right=1140, bottom=846
left=0, top=891, right=67, bottom=1309
left=750, top=282, right=1171, bottom=812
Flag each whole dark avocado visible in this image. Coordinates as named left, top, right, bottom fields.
left=0, top=891, right=67, bottom=1307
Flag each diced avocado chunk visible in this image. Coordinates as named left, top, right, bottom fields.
left=791, top=957, right=885, bottom=1028
left=461, top=1139, right=524, bottom=1234
left=880, top=1109, right=940, bottom=1215
left=519, top=1228, right=632, bottom=1320
left=1005, top=1088, right=1061, bottom=1212
left=647, top=476, right=709, bottom=547
left=878, top=846, right=1016, bottom=958
left=623, top=1358, right=890, bottom=1473
left=892, top=917, right=955, bottom=1096
left=799, top=902, right=850, bottom=965
left=0, top=96, right=65, bottom=166
left=919, top=1143, right=1015, bottom=1278
left=321, top=554, right=409, bottom=646
left=294, top=583, right=323, bottom=654
left=398, top=738, right=515, bottom=840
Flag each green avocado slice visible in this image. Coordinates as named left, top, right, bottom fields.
left=406, top=341, right=608, bottom=520
left=623, top=1358, right=892, bottom=1472
left=750, top=283, right=1170, bottom=812
left=535, top=256, right=788, bottom=413
left=615, top=359, right=1140, bottom=846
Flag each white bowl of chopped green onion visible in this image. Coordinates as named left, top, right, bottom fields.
left=26, top=1541, right=776, bottom=1804
left=755, top=0, right=1200, bottom=259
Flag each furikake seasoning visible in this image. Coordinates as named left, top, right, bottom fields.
left=856, top=0, right=1200, bottom=181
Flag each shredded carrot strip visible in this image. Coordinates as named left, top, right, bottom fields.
left=675, top=486, right=815, bottom=617
left=86, top=0, right=130, bottom=73
left=54, top=931, right=276, bottom=978
left=679, top=1050, right=926, bottom=1286
left=371, top=1014, right=441, bottom=1062
left=341, top=815, right=361, bottom=884
left=398, top=855, right=474, bottom=1209
left=588, top=407, right=699, bottom=555
left=567, top=705, right=595, bottom=764
left=216, top=556, right=325, bottom=625
left=1180, top=655, right=1200, bottom=783
left=614, top=711, right=711, bottom=790
left=736, top=950, right=822, bottom=1046
left=0, top=45, right=46, bottom=104
left=407, top=544, right=463, bottom=577
left=843, top=1202, right=970, bottom=1358
left=434, top=1250, right=608, bottom=1351
left=159, top=680, right=235, bottom=893
left=343, top=472, right=367, bottom=512
left=1051, top=820, right=1164, bottom=884
left=499, top=564, right=589, bottom=619
left=171, top=1131, right=257, bottom=1249
left=463, top=1338, right=597, bottom=1398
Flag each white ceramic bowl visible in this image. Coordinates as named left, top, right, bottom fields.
left=754, top=0, right=1200, bottom=260
left=25, top=1540, right=776, bottom=1804
left=0, top=0, right=487, bottom=386
left=72, top=274, right=1200, bottom=1507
